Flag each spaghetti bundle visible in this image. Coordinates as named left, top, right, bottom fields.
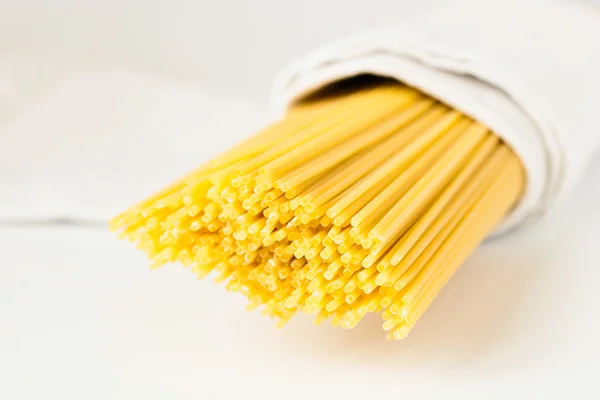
left=111, top=81, right=524, bottom=339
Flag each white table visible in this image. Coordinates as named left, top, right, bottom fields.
left=2, top=161, right=600, bottom=399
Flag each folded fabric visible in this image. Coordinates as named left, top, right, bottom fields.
left=0, top=68, right=267, bottom=223
left=270, top=0, right=600, bottom=236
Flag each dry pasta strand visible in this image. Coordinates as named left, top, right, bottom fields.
left=111, top=80, right=525, bottom=339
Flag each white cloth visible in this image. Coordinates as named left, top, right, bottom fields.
left=270, top=0, right=600, bottom=236
left=0, top=69, right=267, bottom=223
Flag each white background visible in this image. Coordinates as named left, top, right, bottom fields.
left=1, top=0, right=599, bottom=398
left=0, top=0, right=445, bottom=102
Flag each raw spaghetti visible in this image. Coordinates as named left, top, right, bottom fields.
left=111, top=81, right=525, bottom=340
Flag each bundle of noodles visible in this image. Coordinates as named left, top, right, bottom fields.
left=111, top=80, right=524, bottom=340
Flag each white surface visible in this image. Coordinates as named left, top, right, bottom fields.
left=2, top=159, right=600, bottom=398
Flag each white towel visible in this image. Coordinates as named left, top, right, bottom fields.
left=270, top=0, right=600, bottom=236
left=0, top=68, right=267, bottom=223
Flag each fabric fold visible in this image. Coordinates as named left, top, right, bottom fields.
left=270, top=0, right=600, bottom=236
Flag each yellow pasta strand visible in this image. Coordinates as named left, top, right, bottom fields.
left=111, top=80, right=525, bottom=339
